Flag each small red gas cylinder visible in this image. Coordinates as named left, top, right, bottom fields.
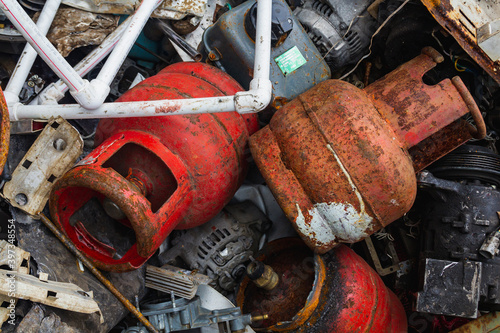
left=237, top=238, right=407, bottom=332
left=249, top=47, right=486, bottom=254
left=49, top=62, right=259, bottom=272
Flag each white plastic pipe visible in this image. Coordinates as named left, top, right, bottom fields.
left=96, top=0, right=162, bottom=86
left=1, top=0, right=159, bottom=110
left=3, top=0, right=62, bottom=105
left=31, top=15, right=133, bottom=105
left=10, top=0, right=274, bottom=120
left=0, top=0, right=87, bottom=93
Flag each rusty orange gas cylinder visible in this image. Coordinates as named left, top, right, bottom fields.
left=0, top=87, right=10, bottom=176
left=237, top=238, right=407, bottom=332
left=49, top=62, right=259, bottom=272
left=249, top=47, right=486, bottom=254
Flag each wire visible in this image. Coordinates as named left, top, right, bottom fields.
left=339, top=0, right=411, bottom=80
left=431, top=28, right=451, bottom=57
left=454, top=57, right=466, bottom=72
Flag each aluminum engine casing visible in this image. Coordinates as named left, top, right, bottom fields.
left=159, top=202, right=271, bottom=293
left=294, top=0, right=377, bottom=71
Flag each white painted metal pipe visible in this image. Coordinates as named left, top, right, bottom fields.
left=252, top=0, right=272, bottom=81
left=32, top=16, right=132, bottom=105
left=10, top=0, right=274, bottom=120
left=1, top=0, right=158, bottom=110
left=96, top=0, right=163, bottom=86
left=233, top=0, right=273, bottom=114
left=0, top=0, right=86, bottom=93
left=10, top=96, right=237, bottom=120
left=3, top=0, right=62, bottom=105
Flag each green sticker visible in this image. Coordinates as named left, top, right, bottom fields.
left=275, top=46, right=307, bottom=76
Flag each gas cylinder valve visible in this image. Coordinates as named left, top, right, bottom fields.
left=247, top=260, right=279, bottom=291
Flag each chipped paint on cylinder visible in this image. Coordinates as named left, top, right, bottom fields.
left=49, top=62, right=258, bottom=272
left=250, top=48, right=486, bottom=253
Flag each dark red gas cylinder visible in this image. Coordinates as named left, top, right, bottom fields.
left=237, top=238, right=407, bottom=332
left=49, top=62, right=259, bottom=272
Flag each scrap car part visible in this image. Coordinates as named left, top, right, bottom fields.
left=249, top=47, right=486, bottom=254
left=202, top=0, right=330, bottom=107
left=159, top=202, right=270, bottom=292
left=415, top=145, right=500, bottom=318
left=49, top=62, right=259, bottom=272
left=2, top=117, right=83, bottom=217
left=0, top=269, right=103, bottom=320
left=125, top=295, right=260, bottom=333
left=236, top=238, right=407, bottom=332
left=145, top=265, right=211, bottom=300
left=421, top=0, right=500, bottom=85
left=293, top=0, right=377, bottom=72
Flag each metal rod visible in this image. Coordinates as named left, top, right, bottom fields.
left=155, top=19, right=202, bottom=62
left=38, top=213, right=159, bottom=333
left=97, top=0, right=163, bottom=86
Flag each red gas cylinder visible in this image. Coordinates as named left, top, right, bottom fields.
left=249, top=47, right=486, bottom=254
left=236, top=238, right=407, bottom=332
left=49, top=62, right=259, bottom=272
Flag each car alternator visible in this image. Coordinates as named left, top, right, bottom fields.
left=159, top=202, right=271, bottom=293
left=294, top=0, right=377, bottom=72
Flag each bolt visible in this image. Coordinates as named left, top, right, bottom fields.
left=53, top=138, right=67, bottom=151
left=15, top=193, right=28, bottom=206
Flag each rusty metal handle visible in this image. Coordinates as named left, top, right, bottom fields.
left=452, top=76, right=487, bottom=139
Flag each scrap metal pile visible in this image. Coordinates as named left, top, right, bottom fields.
left=0, top=0, right=499, bottom=332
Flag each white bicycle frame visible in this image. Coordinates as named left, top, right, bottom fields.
left=0, top=0, right=273, bottom=120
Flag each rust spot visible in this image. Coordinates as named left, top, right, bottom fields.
left=155, top=104, right=182, bottom=114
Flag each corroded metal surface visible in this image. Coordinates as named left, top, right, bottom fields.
left=46, top=8, right=119, bottom=57
left=61, top=0, right=208, bottom=24
left=50, top=62, right=258, bottom=272
left=249, top=48, right=485, bottom=254
left=421, top=0, right=500, bottom=85
left=451, top=311, right=500, bottom=332
left=0, top=87, right=10, bottom=177
left=236, top=238, right=407, bottom=332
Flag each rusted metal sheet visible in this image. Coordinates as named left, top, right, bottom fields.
left=0, top=87, right=10, bottom=177
left=49, top=62, right=259, bottom=272
left=249, top=47, right=485, bottom=254
left=421, top=0, right=500, bottom=84
left=0, top=240, right=30, bottom=326
left=46, top=7, right=119, bottom=57
left=236, top=238, right=407, bottom=332
left=62, top=0, right=208, bottom=26
left=0, top=269, right=103, bottom=319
